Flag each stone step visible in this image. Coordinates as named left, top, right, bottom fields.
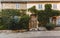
left=54, top=27, right=60, bottom=31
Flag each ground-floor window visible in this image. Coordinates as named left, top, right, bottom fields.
left=56, top=17, right=60, bottom=25
left=50, top=16, right=60, bottom=26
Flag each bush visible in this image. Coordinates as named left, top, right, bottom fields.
left=2, top=9, right=20, bottom=16
left=8, top=16, right=20, bottom=30
left=0, top=9, right=28, bottom=30
left=19, top=15, right=29, bottom=30
left=8, top=15, right=29, bottom=30
left=45, top=23, right=55, bottom=30
left=0, top=25, right=8, bottom=30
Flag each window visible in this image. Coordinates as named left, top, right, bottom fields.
left=0, top=3, right=3, bottom=9
left=16, top=3, right=20, bottom=9
left=56, top=17, right=60, bottom=25
left=38, top=4, right=43, bottom=9
left=52, top=4, right=57, bottom=9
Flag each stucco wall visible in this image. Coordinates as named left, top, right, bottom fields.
left=0, top=2, right=60, bottom=15
left=0, top=2, right=60, bottom=10
left=1, top=3, right=27, bottom=9
left=26, top=2, right=60, bottom=15
left=27, top=2, right=60, bottom=10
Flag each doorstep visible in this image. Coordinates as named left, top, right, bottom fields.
left=54, top=27, right=60, bottom=31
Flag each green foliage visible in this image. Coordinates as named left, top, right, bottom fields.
left=0, top=9, right=27, bottom=30
left=0, top=4, right=60, bottom=30
left=37, top=4, right=60, bottom=26
left=7, top=16, right=20, bottom=30
left=51, top=10, right=60, bottom=16
left=0, top=25, right=7, bottom=30
left=28, top=6, right=38, bottom=14
left=20, top=9, right=26, bottom=16
left=2, top=9, right=20, bottom=16
left=8, top=15, right=29, bottom=30
left=45, top=4, right=52, bottom=12
left=28, top=4, right=60, bottom=27
left=37, top=10, right=49, bottom=26
left=19, top=15, right=29, bottom=29
left=45, top=23, right=55, bottom=30
left=0, top=16, right=12, bottom=30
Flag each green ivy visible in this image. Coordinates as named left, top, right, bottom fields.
left=19, top=15, right=29, bottom=29
left=28, top=4, right=60, bottom=26
left=28, top=6, right=38, bottom=14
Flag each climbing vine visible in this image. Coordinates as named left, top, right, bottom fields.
left=28, top=4, right=60, bottom=26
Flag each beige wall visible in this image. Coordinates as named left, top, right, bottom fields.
left=1, top=2, right=60, bottom=15
left=1, top=2, right=60, bottom=10
left=27, top=2, right=60, bottom=10
left=1, top=3, right=27, bottom=9
left=26, top=2, right=60, bottom=15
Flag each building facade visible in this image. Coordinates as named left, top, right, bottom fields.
left=0, top=0, right=60, bottom=14
left=0, top=0, right=60, bottom=26
left=0, top=0, right=60, bottom=10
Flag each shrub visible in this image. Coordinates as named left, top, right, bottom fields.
left=45, top=23, right=55, bottom=30
left=0, top=9, right=28, bottom=30
left=19, top=15, right=29, bottom=30
left=8, top=15, right=29, bottom=30
left=0, top=25, right=9, bottom=30
left=2, top=9, right=20, bottom=16
left=8, top=16, right=20, bottom=30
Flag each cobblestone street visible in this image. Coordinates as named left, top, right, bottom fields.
left=0, top=31, right=60, bottom=38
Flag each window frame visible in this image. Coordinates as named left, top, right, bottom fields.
left=38, top=4, right=43, bottom=10
left=52, top=4, right=57, bottom=9
left=16, top=3, right=20, bottom=9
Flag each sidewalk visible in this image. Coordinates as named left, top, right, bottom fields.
left=0, top=31, right=60, bottom=38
